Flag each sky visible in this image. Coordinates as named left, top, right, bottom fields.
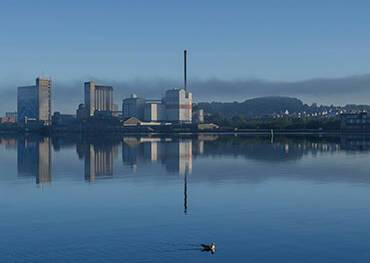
left=2, top=0, right=370, bottom=112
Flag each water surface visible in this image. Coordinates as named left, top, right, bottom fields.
left=0, top=134, right=370, bottom=262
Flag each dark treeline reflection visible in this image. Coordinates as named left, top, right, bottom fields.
left=2, top=133, right=370, bottom=185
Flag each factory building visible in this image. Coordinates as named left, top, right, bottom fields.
left=17, top=78, right=52, bottom=125
left=84, top=81, right=113, bottom=116
left=121, top=51, right=193, bottom=123
left=162, top=50, right=192, bottom=123
left=122, top=94, right=146, bottom=120
left=163, top=89, right=192, bottom=123
left=122, top=90, right=192, bottom=123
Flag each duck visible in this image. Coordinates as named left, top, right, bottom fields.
left=200, top=242, right=216, bottom=253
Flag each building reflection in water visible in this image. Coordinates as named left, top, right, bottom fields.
left=163, top=139, right=192, bottom=176
left=122, top=137, right=146, bottom=171
left=0, top=137, right=17, bottom=150
left=17, top=137, right=51, bottom=184
left=122, top=136, right=193, bottom=214
left=81, top=143, right=117, bottom=182
left=14, top=133, right=370, bottom=187
left=122, top=137, right=193, bottom=176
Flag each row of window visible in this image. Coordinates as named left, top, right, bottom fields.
left=346, top=118, right=370, bottom=124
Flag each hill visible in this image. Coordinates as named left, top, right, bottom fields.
left=197, top=96, right=304, bottom=118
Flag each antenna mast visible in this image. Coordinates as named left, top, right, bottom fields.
left=184, top=50, right=187, bottom=91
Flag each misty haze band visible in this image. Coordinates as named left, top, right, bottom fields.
left=16, top=50, right=197, bottom=126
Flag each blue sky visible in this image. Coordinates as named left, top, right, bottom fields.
left=1, top=0, right=370, bottom=82
left=2, top=0, right=370, bottom=111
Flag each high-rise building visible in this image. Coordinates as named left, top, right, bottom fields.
left=84, top=81, right=113, bottom=116
left=17, top=78, right=52, bottom=125
left=17, top=85, right=37, bottom=122
left=36, top=78, right=52, bottom=124
left=122, top=94, right=146, bottom=120
left=163, top=89, right=192, bottom=123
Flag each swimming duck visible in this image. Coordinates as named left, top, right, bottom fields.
left=201, top=242, right=216, bottom=253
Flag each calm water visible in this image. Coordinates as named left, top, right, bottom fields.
left=1, top=134, right=370, bottom=262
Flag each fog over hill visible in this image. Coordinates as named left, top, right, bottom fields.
left=198, top=97, right=305, bottom=118
left=2, top=74, right=370, bottom=114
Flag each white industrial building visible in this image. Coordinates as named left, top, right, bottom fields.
left=122, top=88, right=192, bottom=123
left=121, top=50, right=193, bottom=124
left=163, top=89, right=192, bottom=123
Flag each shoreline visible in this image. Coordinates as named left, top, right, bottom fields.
left=2, top=128, right=370, bottom=136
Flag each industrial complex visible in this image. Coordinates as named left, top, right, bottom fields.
left=6, top=50, right=215, bottom=133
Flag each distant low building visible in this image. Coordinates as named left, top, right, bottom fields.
left=123, top=117, right=142, bottom=126
left=94, top=110, right=113, bottom=118
left=52, top=112, right=78, bottom=127
left=340, top=112, right=370, bottom=130
left=1, top=112, right=17, bottom=123
left=76, top=103, right=87, bottom=120
left=193, top=109, right=204, bottom=123
left=123, top=117, right=161, bottom=127
left=122, top=94, right=146, bottom=120
left=197, top=123, right=219, bottom=130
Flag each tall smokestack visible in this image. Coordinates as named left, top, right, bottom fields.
left=184, top=49, right=187, bottom=91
